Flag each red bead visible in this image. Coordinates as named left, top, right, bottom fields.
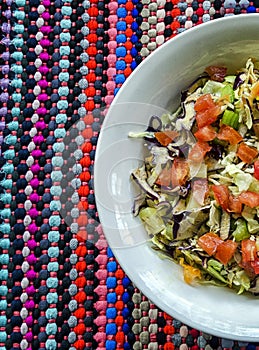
left=196, top=7, right=204, bottom=16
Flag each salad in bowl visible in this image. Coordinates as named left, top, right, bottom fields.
left=130, top=58, right=259, bottom=295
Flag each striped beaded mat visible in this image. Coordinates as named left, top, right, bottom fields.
left=1, top=0, right=259, bottom=349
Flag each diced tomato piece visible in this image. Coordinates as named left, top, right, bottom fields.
left=193, top=178, right=209, bottom=205
left=238, top=191, right=259, bottom=208
left=228, top=194, right=242, bottom=214
left=194, top=94, right=215, bottom=112
left=217, top=124, right=243, bottom=145
left=195, top=105, right=222, bottom=129
left=188, top=141, right=212, bottom=163
left=215, top=240, right=237, bottom=265
left=236, top=142, right=258, bottom=164
left=194, top=125, right=217, bottom=142
left=241, top=239, right=257, bottom=263
left=154, top=130, right=179, bottom=146
left=156, top=166, right=171, bottom=187
left=254, top=160, right=259, bottom=180
left=205, top=65, right=227, bottom=82
left=171, top=158, right=189, bottom=188
left=211, top=184, right=229, bottom=212
left=198, top=232, right=222, bottom=256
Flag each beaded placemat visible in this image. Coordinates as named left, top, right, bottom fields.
left=1, top=0, right=259, bottom=349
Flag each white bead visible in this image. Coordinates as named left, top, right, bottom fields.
left=156, top=22, right=165, bottom=33
left=24, top=200, right=32, bottom=211
left=35, top=58, right=42, bottom=67
left=29, top=127, right=38, bottom=137
left=24, top=215, right=32, bottom=226
left=32, top=100, right=40, bottom=110
left=31, top=114, right=39, bottom=123
left=24, top=185, right=33, bottom=195
left=185, top=7, right=193, bottom=16
left=36, top=32, right=44, bottom=41
left=156, top=35, right=164, bottom=45
left=33, top=85, right=41, bottom=96
left=23, top=231, right=31, bottom=242
left=26, top=156, right=34, bottom=166
left=21, top=277, right=29, bottom=289
left=22, top=246, right=30, bottom=257
left=20, top=340, right=29, bottom=350
left=25, top=170, right=33, bottom=181
left=21, top=323, right=28, bottom=335
left=157, top=0, right=166, bottom=6
left=28, top=141, right=36, bottom=152
left=185, top=20, right=193, bottom=29
left=35, top=45, right=43, bottom=55
left=20, top=291, right=29, bottom=302
left=37, top=4, right=45, bottom=13
left=157, top=9, right=165, bottom=18
left=20, top=307, right=28, bottom=319
left=34, top=71, right=42, bottom=81
left=36, top=18, right=44, bottom=28
left=140, top=22, right=150, bottom=31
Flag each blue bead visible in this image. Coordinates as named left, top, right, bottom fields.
left=117, top=7, right=127, bottom=18
left=132, top=8, right=138, bottom=17
left=106, top=323, right=117, bottom=335
left=116, top=21, right=127, bottom=31
left=124, top=342, right=131, bottom=350
left=131, top=61, right=137, bottom=70
left=122, top=276, right=131, bottom=287
left=115, top=74, right=126, bottom=84
left=122, top=323, right=130, bottom=334
left=107, top=292, right=116, bottom=303
left=132, top=0, right=139, bottom=4
left=246, top=345, right=256, bottom=350
left=106, top=276, right=117, bottom=289
left=130, top=34, right=138, bottom=44
left=130, top=47, right=137, bottom=57
left=106, top=340, right=116, bottom=350
left=122, top=292, right=130, bottom=303
left=92, top=122, right=101, bottom=132
left=116, top=34, right=126, bottom=43
left=118, top=0, right=126, bottom=3
left=116, top=47, right=127, bottom=57
left=131, top=22, right=138, bottom=30
left=116, top=60, right=126, bottom=70
left=122, top=307, right=130, bottom=318
left=107, top=247, right=114, bottom=258
left=106, top=307, right=117, bottom=319
left=107, top=261, right=117, bottom=272
left=247, top=5, right=256, bottom=12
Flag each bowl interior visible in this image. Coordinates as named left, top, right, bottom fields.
left=95, top=15, right=259, bottom=341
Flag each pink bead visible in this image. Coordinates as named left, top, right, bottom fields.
left=108, top=28, right=117, bottom=39
left=26, top=286, right=36, bottom=296
left=26, top=270, right=36, bottom=280
left=42, top=0, right=50, bottom=6
left=29, top=193, right=39, bottom=203
left=28, top=223, right=38, bottom=234
left=38, top=80, right=48, bottom=88
left=39, top=52, right=49, bottom=61
left=108, top=41, right=117, bottom=50
left=107, top=68, right=116, bottom=77
left=38, top=93, right=48, bottom=101
left=25, top=300, right=35, bottom=310
left=35, top=121, right=46, bottom=130
left=94, top=285, right=107, bottom=296
left=94, top=332, right=106, bottom=343
left=106, top=81, right=116, bottom=91
left=107, top=54, right=116, bottom=65
left=27, top=239, right=37, bottom=249
left=27, top=254, right=37, bottom=265
left=33, top=135, right=44, bottom=144
left=94, top=316, right=107, bottom=327
left=37, top=107, right=47, bottom=115
left=105, top=95, right=114, bottom=105
left=41, top=12, right=50, bottom=20
left=29, top=208, right=38, bottom=218
left=31, top=164, right=40, bottom=174
left=40, top=39, right=50, bottom=47
left=95, top=255, right=108, bottom=265
left=25, top=332, right=33, bottom=342
left=108, top=15, right=118, bottom=24
left=108, top=1, right=118, bottom=12
left=31, top=150, right=42, bottom=158
left=39, top=66, right=49, bottom=74
left=95, top=269, right=107, bottom=280
left=95, top=301, right=107, bottom=312
left=25, top=316, right=34, bottom=327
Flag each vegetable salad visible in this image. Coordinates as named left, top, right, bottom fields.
left=129, top=58, right=259, bottom=295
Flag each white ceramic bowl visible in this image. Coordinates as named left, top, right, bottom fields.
left=95, top=14, right=259, bottom=341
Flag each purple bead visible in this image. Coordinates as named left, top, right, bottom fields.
left=1, top=65, right=9, bottom=74
left=31, top=149, right=43, bottom=158
left=0, top=107, right=7, bottom=116
left=1, top=23, right=10, bottom=34
left=25, top=316, right=34, bottom=326
left=3, top=10, right=11, bottom=19
left=6, top=0, right=13, bottom=6
left=27, top=239, right=37, bottom=250
left=26, top=270, right=36, bottom=280
left=0, top=121, right=5, bottom=131
left=0, top=79, right=9, bottom=88
left=25, top=332, right=33, bottom=342
left=24, top=299, right=35, bottom=309
left=28, top=208, right=38, bottom=218
left=1, top=38, right=10, bottom=46
left=31, top=164, right=40, bottom=174
left=1, top=52, right=10, bottom=60
left=29, top=193, right=39, bottom=203
left=0, top=135, right=3, bottom=145
left=0, top=93, right=8, bottom=103
left=27, top=254, right=37, bottom=265
left=28, top=223, right=38, bottom=234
